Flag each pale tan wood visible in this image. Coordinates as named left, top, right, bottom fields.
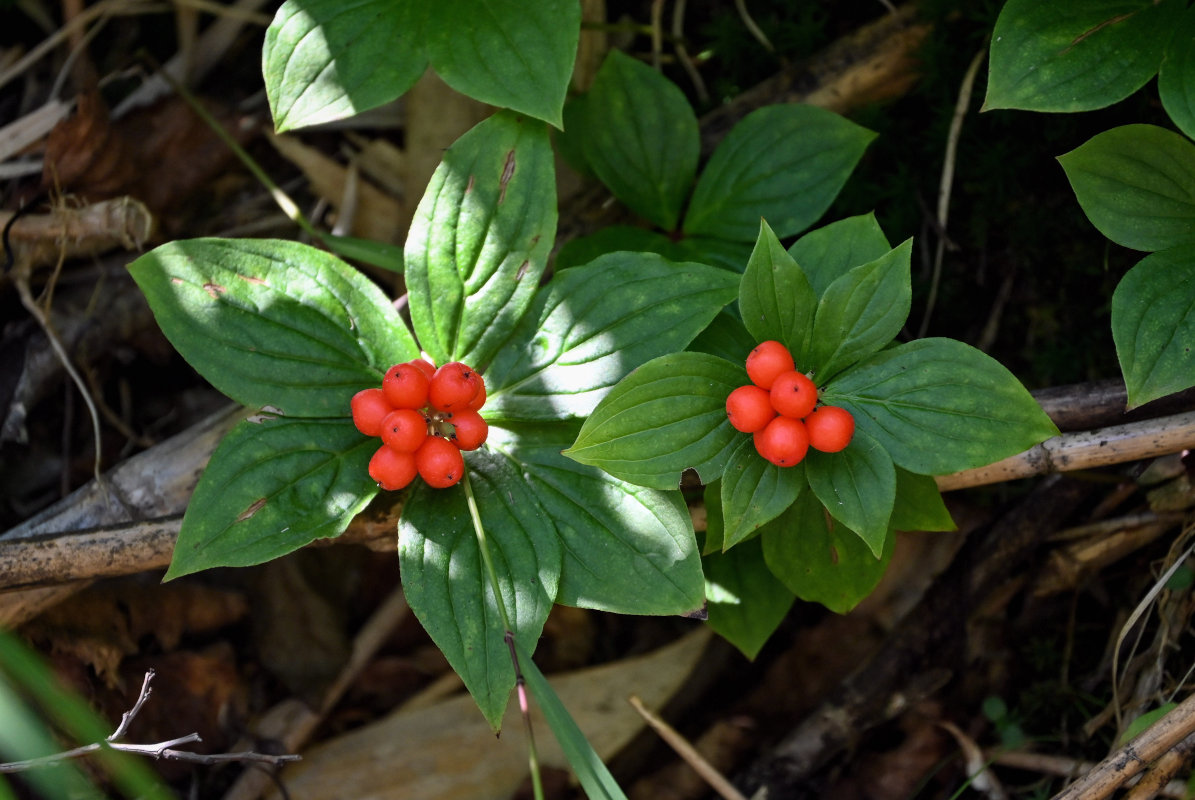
left=263, top=628, right=711, bottom=800
left=936, top=411, right=1195, bottom=492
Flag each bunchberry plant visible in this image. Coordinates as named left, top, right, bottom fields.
left=128, top=108, right=748, bottom=747
left=985, top=0, right=1195, bottom=409
left=566, top=218, right=1060, bottom=656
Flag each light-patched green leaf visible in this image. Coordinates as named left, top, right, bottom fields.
left=738, top=220, right=817, bottom=362
left=704, top=538, right=795, bottom=659
left=891, top=468, right=956, bottom=532
left=1059, top=124, right=1195, bottom=251
left=684, top=105, right=876, bottom=241
left=761, top=490, right=894, bottom=615
left=128, top=238, right=417, bottom=417
left=423, top=0, right=578, bottom=127
left=485, top=254, right=738, bottom=421
left=1112, top=248, right=1195, bottom=408
left=580, top=51, right=699, bottom=230
left=564, top=352, right=744, bottom=489
left=489, top=424, right=705, bottom=615
left=399, top=450, right=561, bottom=730
left=808, top=239, right=912, bottom=382
left=165, top=417, right=377, bottom=579
left=720, top=438, right=805, bottom=550
left=405, top=111, right=557, bottom=367
left=1159, top=8, right=1195, bottom=139
left=788, top=212, right=892, bottom=298
left=804, top=430, right=895, bottom=557
left=822, top=338, right=1059, bottom=476
left=263, top=0, right=427, bottom=131
left=984, top=0, right=1182, bottom=113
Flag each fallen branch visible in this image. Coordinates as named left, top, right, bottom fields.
left=936, top=410, right=1195, bottom=491
left=1050, top=691, right=1195, bottom=800
left=0, top=670, right=299, bottom=774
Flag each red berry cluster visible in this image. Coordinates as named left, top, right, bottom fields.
left=725, top=340, right=855, bottom=467
left=351, top=359, right=488, bottom=491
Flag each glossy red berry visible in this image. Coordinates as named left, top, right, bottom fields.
left=369, top=444, right=417, bottom=491
left=726, top=384, right=776, bottom=433
left=416, top=436, right=465, bottom=488
left=746, top=340, right=795, bottom=390
left=383, top=362, right=430, bottom=410
left=380, top=408, right=429, bottom=453
left=753, top=416, right=809, bottom=467
left=805, top=405, right=855, bottom=453
left=408, top=358, right=436, bottom=380
left=449, top=409, right=488, bottom=451
left=351, top=388, right=394, bottom=437
left=429, top=362, right=482, bottom=412
left=467, top=375, right=487, bottom=410
left=770, top=371, right=818, bottom=419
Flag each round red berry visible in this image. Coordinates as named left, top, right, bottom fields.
left=351, top=388, right=394, bottom=437
left=753, top=416, right=809, bottom=467
left=380, top=408, right=429, bottom=453
left=805, top=405, right=855, bottom=453
left=746, top=340, right=795, bottom=390
left=770, top=371, right=818, bottom=419
left=369, top=444, right=417, bottom=491
left=383, top=362, right=431, bottom=410
left=448, top=409, right=488, bottom=451
left=725, top=384, right=775, bottom=433
left=416, top=436, right=465, bottom=488
left=408, top=358, right=436, bottom=380
left=429, top=362, right=482, bottom=412
left=467, top=375, right=487, bottom=410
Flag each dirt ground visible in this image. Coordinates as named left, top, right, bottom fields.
left=2, top=3, right=1195, bottom=799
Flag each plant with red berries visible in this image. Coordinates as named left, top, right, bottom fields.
left=568, top=217, right=1059, bottom=655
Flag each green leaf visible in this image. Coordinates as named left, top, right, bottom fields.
left=673, top=236, right=754, bottom=272
left=128, top=238, right=417, bottom=417
left=804, top=430, right=895, bottom=557
left=720, top=438, right=805, bottom=550
left=489, top=424, right=705, bottom=615
left=702, top=481, right=726, bottom=555
left=263, top=0, right=427, bottom=132
left=890, top=468, right=956, bottom=532
left=1059, top=124, right=1195, bottom=251
left=405, top=111, right=557, bottom=368
left=761, top=490, right=894, bottom=614
left=1119, top=703, right=1179, bottom=745
left=688, top=309, right=757, bottom=364
left=423, top=0, right=578, bottom=127
left=552, top=226, right=681, bottom=270
left=1112, top=248, right=1195, bottom=408
left=564, top=352, right=744, bottom=489
left=984, top=0, right=1182, bottom=113
left=823, top=338, right=1060, bottom=476
left=165, top=417, right=377, bottom=579
left=515, top=640, right=629, bottom=800
left=684, top=105, right=876, bottom=241
left=1159, top=8, right=1195, bottom=139
left=485, top=254, right=739, bottom=421
left=738, top=219, right=818, bottom=362
left=399, top=450, right=561, bottom=730
left=807, top=239, right=912, bottom=382
left=704, top=538, right=795, bottom=659
left=580, top=50, right=699, bottom=230
left=788, top=213, right=892, bottom=298
left=319, top=233, right=404, bottom=273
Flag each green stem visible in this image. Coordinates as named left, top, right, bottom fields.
left=461, top=472, right=544, bottom=800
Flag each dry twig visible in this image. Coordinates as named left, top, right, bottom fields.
left=0, top=670, right=299, bottom=774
